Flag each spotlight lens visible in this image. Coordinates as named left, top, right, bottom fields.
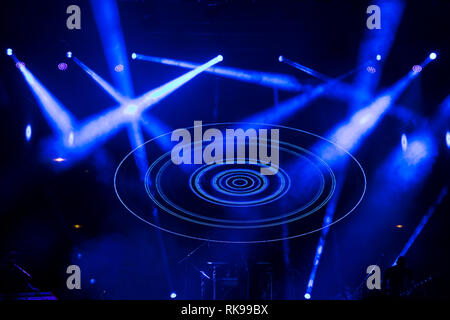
left=16, top=61, right=25, bottom=69
left=446, top=131, right=450, bottom=148
left=170, top=292, right=177, bottom=299
left=401, top=134, right=408, bottom=151
left=366, top=66, right=376, bottom=74
left=66, top=51, right=72, bottom=58
left=58, top=62, right=68, bottom=71
left=131, top=53, right=137, bottom=60
left=429, top=52, right=437, bottom=60
left=376, top=54, right=381, bottom=61
left=304, top=293, right=311, bottom=299
left=412, top=65, right=422, bottom=73
left=25, top=124, right=32, bottom=142
left=115, top=64, right=124, bottom=72
left=6, top=48, right=12, bottom=56
left=217, top=55, right=223, bottom=62
left=278, top=55, right=284, bottom=62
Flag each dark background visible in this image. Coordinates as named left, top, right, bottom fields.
left=0, top=0, right=449, bottom=299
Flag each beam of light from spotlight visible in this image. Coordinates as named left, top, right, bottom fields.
left=65, top=56, right=222, bottom=151
left=90, top=0, right=134, bottom=97
left=72, top=56, right=128, bottom=104
left=12, top=60, right=76, bottom=139
left=393, top=187, right=447, bottom=266
left=305, top=168, right=347, bottom=299
left=377, top=132, right=437, bottom=195
left=352, top=0, right=405, bottom=108
left=140, top=114, right=174, bottom=150
left=319, top=64, right=427, bottom=162
left=133, top=53, right=303, bottom=92
left=127, top=120, right=148, bottom=179
left=279, top=56, right=332, bottom=82
left=72, top=56, right=173, bottom=154
left=245, top=61, right=371, bottom=125
left=131, top=55, right=223, bottom=112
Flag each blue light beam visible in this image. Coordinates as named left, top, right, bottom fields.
left=393, top=187, right=447, bottom=265
left=133, top=53, right=302, bottom=92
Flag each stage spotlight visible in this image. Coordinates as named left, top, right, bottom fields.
left=170, top=292, right=177, bottom=299
left=429, top=52, right=437, bottom=60
left=72, top=224, right=82, bottom=229
left=66, top=51, right=72, bottom=58
left=395, top=224, right=404, bottom=229
left=412, top=65, right=422, bottom=73
left=53, top=157, right=66, bottom=163
left=58, top=62, right=68, bottom=71
left=366, top=66, right=376, bottom=74
left=16, top=62, right=25, bottom=69
left=25, top=124, right=32, bottom=142
left=131, top=53, right=137, bottom=60
left=90, top=278, right=96, bottom=285
left=77, top=253, right=82, bottom=259
left=6, top=48, right=12, bottom=56
left=401, top=133, right=408, bottom=151
left=217, top=55, right=223, bottom=62
left=446, top=131, right=450, bottom=148
left=304, top=293, right=311, bottom=300
left=376, top=54, right=381, bottom=61
left=114, top=64, right=124, bottom=72
left=278, top=55, right=284, bottom=62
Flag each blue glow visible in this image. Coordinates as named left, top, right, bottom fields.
left=127, top=121, right=149, bottom=179
left=376, top=54, right=382, bottom=61
left=140, top=114, right=173, bottom=150
left=394, top=187, right=447, bottom=265
left=378, top=132, right=437, bottom=190
left=304, top=175, right=345, bottom=299
left=446, top=131, right=450, bottom=148
left=25, top=124, right=32, bottom=142
left=329, top=95, right=392, bottom=152
left=133, top=53, right=302, bottom=91
left=66, top=51, right=72, bottom=58
left=16, top=64, right=76, bottom=137
left=72, top=56, right=128, bottom=104
left=77, top=253, right=82, bottom=259
left=132, top=55, right=223, bottom=110
left=351, top=0, right=405, bottom=108
left=304, top=293, right=311, bottom=299
left=319, top=69, right=425, bottom=163
left=91, top=0, right=134, bottom=97
left=59, top=56, right=221, bottom=152
left=401, top=133, right=408, bottom=151
left=170, top=292, right=177, bottom=299
left=6, top=48, right=12, bottom=56
left=280, top=57, right=331, bottom=82
left=429, top=52, right=437, bottom=60
left=404, top=140, right=428, bottom=165
left=90, top=278, right=96, bottom=284
left=131, top=52, right=137, bottom=60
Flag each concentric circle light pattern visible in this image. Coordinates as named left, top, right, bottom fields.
left=114, top=123, right=366, bottom=243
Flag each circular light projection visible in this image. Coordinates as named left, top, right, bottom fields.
left=58, top=62, right=68, bottom=71
left=114, top=123, right=366, bottom=243
left=115, top=64, right=124, bottom=72
left=366, top=66, right=376, bottom=74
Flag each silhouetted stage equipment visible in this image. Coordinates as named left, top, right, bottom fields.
left=200, top=261, right=273, bottom=300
